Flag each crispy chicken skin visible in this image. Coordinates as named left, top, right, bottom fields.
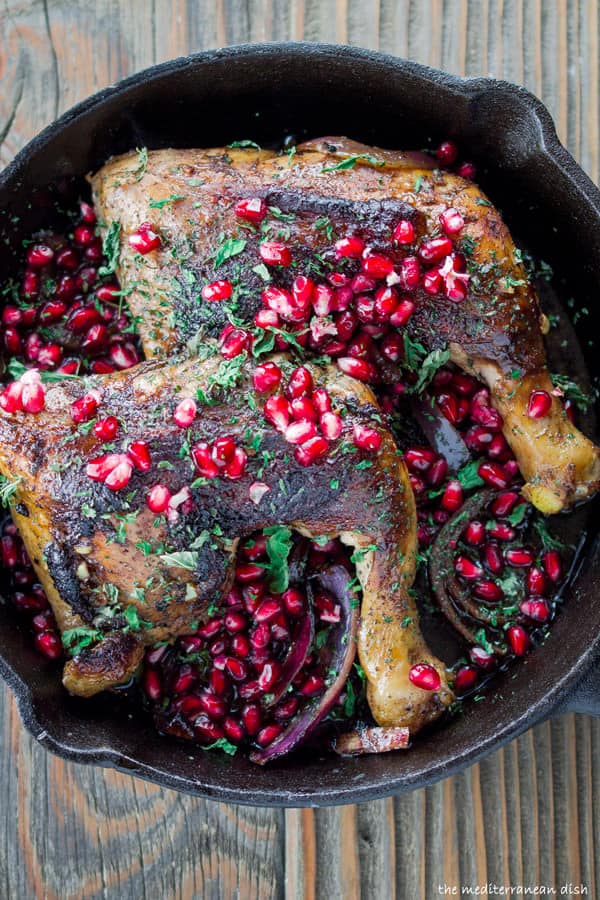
left=0, top=356, right=453, bottom=729
left=92, top=138, right=600, bottom=513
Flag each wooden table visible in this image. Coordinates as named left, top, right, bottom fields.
left=1, top=2, right=599, bottom=897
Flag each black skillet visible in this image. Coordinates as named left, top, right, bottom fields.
left=0, top=43, right=599, bottom=807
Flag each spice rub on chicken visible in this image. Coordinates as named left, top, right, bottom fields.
left=0, top=356, right=453, bottom=731
left=92, top=138, right=600, bottom=514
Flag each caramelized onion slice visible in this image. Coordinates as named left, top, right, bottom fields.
left=264, top=607, right=314, bottom=708
left=332, top=726, right=410, bottom=756
left=412, top=396, right=471, bottom=471
left=249, top=564, right=359, bottom=765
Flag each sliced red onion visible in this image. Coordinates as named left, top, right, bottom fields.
left=412, top=395, right=471, bottom=471
left=264, top=607, right=314, bottom=708
left=249, top=564, right=359, bottom=764
left=332, top=726, right=410, bottom=756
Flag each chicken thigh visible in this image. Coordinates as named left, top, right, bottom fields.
left=0, top=354, right=453, bottom=731
left=92, top=139, right=600, bottom=513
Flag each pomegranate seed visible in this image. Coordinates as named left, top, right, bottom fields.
left=464, top=426, right=494, bottom=452
left=56, top=247, right=78, bottom=269
left=473, top=580, right=503, bottom=602
left=224, top=447, right=247, bottom=479
left=241, top=535, right=267, bottom=561
left=470, top=645, right=496, bottom=669
left=471, top=403, right=503, bottom=431
left=440, top=480, right=463, bottom=512
left=127, top=440, right=151, bottom=471
left=250, top=623, right=271, bottom=650
left=262, top=286, right=298, bottom=320
left=104, top=458, right=133, bottom=490
left=0, top=382, right=24, bottom=414
left=2, top=305, right=22, bottom=326
left=335, top=235, right=365, bottom=258
left=299, top=674, right=326, bottom=696
left=32, top=610, right=56, bottom=633
left=520, top=598, right=550, bottom=622
left=289, top=397, right=316, bottom=423
left=294, top=435, right=329, bottom=466
left=454, top=666, right=478, bottom=693
left=337, top=357, right=377, bottom=382
left=487, top=522, right=515, bottom=541
left=27, top=244, right=54, bottom=267
left=437, top=392, right=459, bottom=424
left=282, top=588, right=305, bottom=617
left=173, top=397, right=197, bottom=428
left=21, top=377, right=45, bottom=414
left=320, top=411, right=343, bottom=440
left=264, top=395, right=291, bottom=432
left=292, top=275, right=315, bottom=307
left=258, top=660, right=281, bottom=692
left=527, top=390, right=552, bottom=418
left=256, top=723, right=283, bottom=747
left=527, top=567, right=547, bottom=595
left=455, top=556, right=483, bottom=580
left=508, top=624, right=530, bottom=656
left=173, top=667, right=196, bottom=695
left=73, top=224, right=96, bottom=246
left=399, top=256, right=420, bottom=290
left=224, top=611, right=247, bottom=633
left=490, top=492, right=520, bottom=517
left=202, top=279, right=232, bottom=302
left=86, top=453, right=123, bottom=481
left=259, top=241, right=292, bottom=266
left=255, top=308, right=279, bottom=329
left=253, top=362, right=282, bottom=393
left=285, top=366, right=313, bottom=399
left=457, top=161, right=476, bottom=179
left=129, top=223, right=161, bottom=254
left=143, top=669, right=162, bottom=700
left=65, top=306, right=98, bottom=335
left=236, top=563, right=264, bottom=584
left=426, top=457, right=449, bottom=487
left=372, top=287, right=396, bottom=319
left=362, top=252, right=394, bottom=278
left=488, top=434, right=511, bottom=461
left=37, top=343, right=63, bottom=369
left=379, top=333, right=402, bottom=362
left=146, top=484, right=171, bottom=513
left=58, top=359, right=80, bottom=375
left=435, top=141, right=459, bottom=165
left=234, top=197, right=267, bottom=223
left=419, top=237, right=453, bottom=263
left=34, top=631, right=62, bottom=660
left=208, top=668, right=228, bottom=695
left=408, top=663, right=441, bottom=691
left=353, top=424, right=382, bottom=452
left=240, top=703, right=261, bottom=734
left=71, top=392, right=99, bottom=424
left=422, top=269, right=443, bottom=295
left=285, top=420, right=318, bottom=445
left=404, top=447, right=435, bottom=472
left=439, top=207, right=465, bottom=236
left=82, top=323, right=108, bottom=352
left=221, top=327, right=249, bottom=359
left=109, top=341, right=139, bottom=369
left=463, top=519, right=485, bottom=547
left=503, top=460, right=520, bottom=480
left=542, top=551, right=562, bottom=583
left=194, top=716, right=225, bottom=742
left=224, top=657, right=248, bottom=681
left=1, top=536, right=18, bottom=567
left=274, top=696, right=299, bottom=721
left=254, top=598, right=282, bottom=623
left=223, top=718, right=245, bottom=743
left=505, top=548, right=534, bottom=568
left=478, top=461, right=509, bottom=489
left=40, top=299, right=68, bottom=323
left=484, top=543, right=504, bottom=574
left=196, top=691, right=227, bottom=719
left=393, top=219, right=415, bottom=244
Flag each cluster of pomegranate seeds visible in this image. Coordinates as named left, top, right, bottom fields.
left=0, top=199, right=141, bottom=380
left=0, top=368, right=46, bottom=414
left=143, top=531, right=355, bottom=752
left=0, top=519, right=61, bottom=660
left=192, top=437, right=248, bottom=480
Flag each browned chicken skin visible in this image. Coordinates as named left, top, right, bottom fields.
left=92, top=138, right=600, bottom=513
left=0, top=355, right=453, bottom=730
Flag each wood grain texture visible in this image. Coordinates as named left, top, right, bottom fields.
left=0, top=1, right=599, bottom=897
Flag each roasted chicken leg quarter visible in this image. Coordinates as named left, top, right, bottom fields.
left=92, top=139, right=600, bottom=513
left=0, top=354, right=453, bottom=733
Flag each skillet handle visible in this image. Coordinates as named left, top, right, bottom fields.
left=557, top=657, right=600, bottom=716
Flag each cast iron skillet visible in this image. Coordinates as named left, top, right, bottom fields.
left=0, top=43, right=599, bottom=807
